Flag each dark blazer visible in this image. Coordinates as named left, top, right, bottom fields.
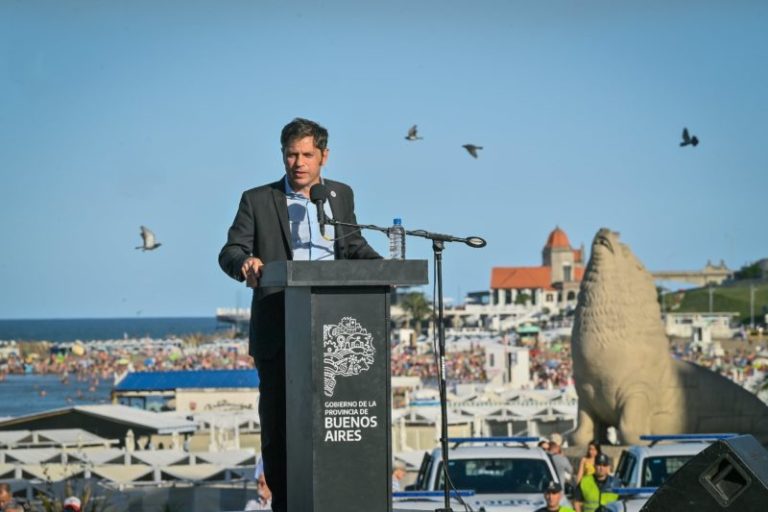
left=219, top=177, right=381, bottom=362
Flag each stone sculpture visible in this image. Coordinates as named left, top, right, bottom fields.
left=571, top=228, right=768, bottom=445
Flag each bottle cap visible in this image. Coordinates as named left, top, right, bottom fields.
left=393, top=218, right=402, bottom=225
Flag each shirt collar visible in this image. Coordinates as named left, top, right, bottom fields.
left=283, top=175, right=325, bottom=198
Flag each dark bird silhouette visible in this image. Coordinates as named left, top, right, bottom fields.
left=462, top=144, right=483, bottom=158
left=135, top=226, right=162, bottom=251
left=680, top=127, right=699, bottom=147
left=405, top=125, right=423, bottom=141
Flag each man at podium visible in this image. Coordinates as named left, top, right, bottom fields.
left=219, top=117, right=381, bottom=512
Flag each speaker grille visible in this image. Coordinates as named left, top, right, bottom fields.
left=698, top=453, right=752, bottom=507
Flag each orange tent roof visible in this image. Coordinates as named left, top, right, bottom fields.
left=491, top=266, right=554, bottom=290
left=544, top=226, right=571, bottom=249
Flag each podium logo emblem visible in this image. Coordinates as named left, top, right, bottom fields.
left=323, top=316, right=375, bottom=397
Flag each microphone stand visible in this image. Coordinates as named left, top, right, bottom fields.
left=326, top=218, right=486, bottom=512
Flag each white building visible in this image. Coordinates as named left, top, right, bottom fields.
left=484, top=344, right=530, bottom=388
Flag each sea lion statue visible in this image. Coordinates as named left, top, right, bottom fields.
left=570, top=228, right=768, bottom=445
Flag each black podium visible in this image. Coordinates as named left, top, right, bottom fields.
left=260, top=260, right=429, bottom=512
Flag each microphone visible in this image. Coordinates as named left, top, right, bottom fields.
left=309, top=183, right=330, bottom=239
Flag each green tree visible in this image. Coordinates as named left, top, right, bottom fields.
left=515, top=292, right=531, bottom=305
left=400, top=292, right=432, bottom=333
left=734, top=262, right=762, bottom=280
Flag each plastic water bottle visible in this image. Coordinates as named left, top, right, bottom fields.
left=388, top=218, right=406, bottom=260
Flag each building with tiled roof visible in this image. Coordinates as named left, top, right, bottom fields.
left=491, top=227, right=585, bottom=312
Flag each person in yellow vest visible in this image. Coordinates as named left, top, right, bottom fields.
left=572, top=453, right=619, bottom=512
left=534, top=481, right=575, bottom=512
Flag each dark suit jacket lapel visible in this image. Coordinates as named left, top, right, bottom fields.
left=269, top=178, right=292, bottom=258
left=326, top=179, right=352, bottom=217
left=326, top=183, right=339, bottom=220
left=325, top=180, right=349, bottom=258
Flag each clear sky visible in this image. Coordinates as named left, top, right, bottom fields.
left=1, top=1, right=766, bottom=319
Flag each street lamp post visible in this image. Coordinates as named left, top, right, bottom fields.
left=750, top=284, right=756, bottom=331
left=708, top=283, right=714, bottom=313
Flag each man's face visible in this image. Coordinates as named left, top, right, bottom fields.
left=283, top=135, right=328, bottom=196
left=596, top=462, right=611, bottom=479
left=0, top=489, right=10, bottom=505
left=544, top=490, right=561, bottom=509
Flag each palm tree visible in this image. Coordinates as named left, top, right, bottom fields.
left=400, top=292, right=432, bottom=334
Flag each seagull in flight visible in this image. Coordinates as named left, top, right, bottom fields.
left=462, top=144, right=483, bottom=158
left=405, top=125, right=423, bottom=141
left=680, top=127, right=699, bottom=147
left=135, top=226, right=162, bottom=251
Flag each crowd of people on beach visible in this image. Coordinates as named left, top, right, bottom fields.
left=1, top=335, right=569, bottom=390
left=390, top=343, right=487, bottom=382
left=0, top=339, right=253, bottom=382
left=1, top=334, right=766, bottom=397
left=672, top=341, right=768, bottom=391
left=529, top=335, right=768, bottom=392
left=529, top=343, right=575, bottom=390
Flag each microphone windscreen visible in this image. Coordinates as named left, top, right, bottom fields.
left=309, top=183, right=328, bottom=202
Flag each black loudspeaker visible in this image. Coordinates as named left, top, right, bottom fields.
left=641, top=435, right=768, bottom=511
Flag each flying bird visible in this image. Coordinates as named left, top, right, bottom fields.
left=680, top=127, right=699, bottom=147
left=135, top=226, right=162, bottom=251
left=405, top=125, right=423, bottom=141
left=462, top=144, right=483, bottom=158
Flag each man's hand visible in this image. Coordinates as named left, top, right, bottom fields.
left=241, top=257, right=264, bottom=288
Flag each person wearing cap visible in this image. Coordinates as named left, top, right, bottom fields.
left=63, top=496, right=81, bottom=512
left=572, top=453, right=618, bottom=512
left=534, top=481, right=575, bottom=512
left=547, top=434, right=573, bottom=491
left=576, top=441, right=602, bottom=484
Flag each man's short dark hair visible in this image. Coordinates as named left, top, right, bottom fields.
left=281, top=118, right=329, bottom=151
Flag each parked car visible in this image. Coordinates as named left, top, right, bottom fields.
left=394, top=437, right=569, bottom=511
left=604, top=434, right=738, bottom=512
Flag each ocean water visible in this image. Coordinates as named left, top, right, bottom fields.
left=0, top=318, right=240, bottom=418
left=0, top=317, right=232, bottom=343
left=0, top=373, right=114, bottom=418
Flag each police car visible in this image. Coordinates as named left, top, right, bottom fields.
left=393, top=437, right=570, bottom=512
left=604, top=434, right=737, bottom=512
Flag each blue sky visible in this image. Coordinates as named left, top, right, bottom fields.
left=1, top=1, right=766, bottom=319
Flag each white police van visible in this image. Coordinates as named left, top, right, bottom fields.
left=605, top=434, right=737, bottom=512
left=393, top=437, right=570, bottom=512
